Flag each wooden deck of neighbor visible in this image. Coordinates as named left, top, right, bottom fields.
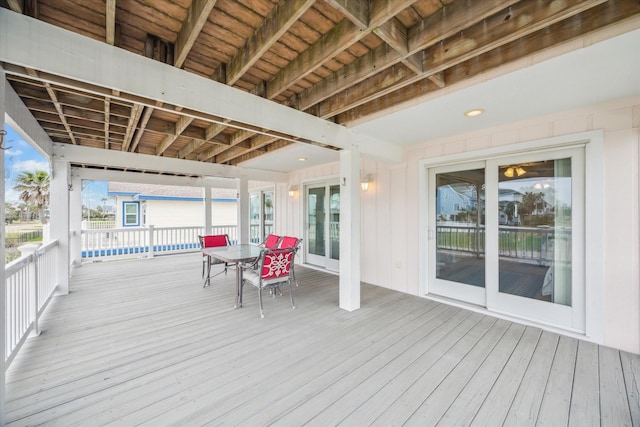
left=5, top=253, right=640, bottom=426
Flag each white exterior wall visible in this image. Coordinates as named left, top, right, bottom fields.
left=144, top=200, right=237, bottom=227
left=280, top=97, right=640, bottom=354
left=114, top=197, right=237, bottom=228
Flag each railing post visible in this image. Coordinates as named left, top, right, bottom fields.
left=148, top=225, right=155, bottom=258
left=18, top=244, right=41, bottom=337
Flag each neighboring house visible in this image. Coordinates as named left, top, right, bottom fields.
left=108, top=182, right=237, bottom=228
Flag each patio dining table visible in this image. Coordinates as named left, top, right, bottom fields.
left=203, top=244, right=263, bottom=308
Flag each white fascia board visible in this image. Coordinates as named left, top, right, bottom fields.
left=71, top=167, right=238, bottom=189
left=0, top=9, right=401, bottom=163
left=4, top=76, right=53, bottom=159
left=56, top=144, right=287, bottom=182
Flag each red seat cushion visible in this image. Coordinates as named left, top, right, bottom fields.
left=203, top=234, right=228, bottom=248
left=264, top=234, right=280, bottom=249
left=278, top=236, right=298, bottom=249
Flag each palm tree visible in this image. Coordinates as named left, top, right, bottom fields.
left=14, top=170, right=50, bottom=224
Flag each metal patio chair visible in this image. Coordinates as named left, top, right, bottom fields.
left=240, top=247, right=296, bottom=318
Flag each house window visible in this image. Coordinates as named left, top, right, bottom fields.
left=123, top=201, right=140, bottom=226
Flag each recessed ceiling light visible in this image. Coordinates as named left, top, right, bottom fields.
left=298, top=157, right=307, bottom=161
left=464, top=108, right=485, bottom=117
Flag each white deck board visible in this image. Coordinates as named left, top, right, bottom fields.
left=4, top=253, right=640, bottom=426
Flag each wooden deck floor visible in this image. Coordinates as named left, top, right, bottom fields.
left=5, top=253, right=640, bottom=426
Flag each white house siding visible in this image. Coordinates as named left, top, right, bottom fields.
left=114, top=197, right=237, bottom=228
left=281, top=97, right=640, bottom=354
left=144, top=200, right=237, bottom=227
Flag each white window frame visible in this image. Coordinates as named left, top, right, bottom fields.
left=122, top=201, right=140, bottom=227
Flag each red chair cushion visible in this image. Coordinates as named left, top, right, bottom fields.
left=203, top=234, right=228, bottom=248
left=278, top=236, right=298, bottom=249
left=264, top=234, right=280, bottom=249
left=261, top=250, right=292, bottom=280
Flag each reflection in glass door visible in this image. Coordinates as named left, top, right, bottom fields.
left=306, top=183, right=340, bottom=271
left=429, top=164, right=486, bottom=305
left=497, top=159, right=572, bottom=304
left=249, top=190, right=274, bottom=244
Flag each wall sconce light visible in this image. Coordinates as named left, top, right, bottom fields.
left=360, top=174, right=372, bottom=191
left=288, top=185, right=298, bottom=197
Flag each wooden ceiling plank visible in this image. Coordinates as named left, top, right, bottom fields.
left=104, top=99, right=110, bottom=148
left=197, top=144, right=228, bottom=161
left=338, top=0, right=640, bottom=125
left=155, top=115, right=194, bottom=155
left=297, top=43, right=400, bottom=110
left=106, top=0, right=116, bottom=45
left=7, top=0, right=23, bottom=13
left=25, top=67, right=77, bottom=144
left=226, top=0, right=315, bottom=86
left=374, top=17, right=423, bottom=74
left=421, top=0, right=608, bottom=76
left=325, top=0, right=369, bottom=30
left=128, top=102, right=158, bottom=153
left=268, top=0, right=419, bottom=100
left=121, top=103, right=144, bottom=152
left=205, top=120, right=229, bottom=140
left=214, top=145, right=253, bottom=164
left=178, top=138, right=206, bottom=159
left=266, top=19, right=363, bottom=99
left=297, top=0, right=520, bottom=111
left=320, top=0, right=607, bottom=121
left=369, top=0, right=419, bottom=28
left=174, top=0, right=219, bottom=68
left=408, top=0, right=527, bottom=53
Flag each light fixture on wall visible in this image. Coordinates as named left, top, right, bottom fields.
left=288, top=185, right=298, bottom=197
left=360, top=174, right=372, bottom=191
left=504, top=165, right=527, bottom=178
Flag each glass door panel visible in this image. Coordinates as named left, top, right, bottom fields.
left=307, top=186, right=326, bottom=259
left=489, top=146, right=584, bottom=331
left=497, top=158, right=572, bottom=305
left=329, top=184, right=340, bottom=263
left=428, top=163, right=486, bottom=305
left=249, top=193, right=260, bottom=243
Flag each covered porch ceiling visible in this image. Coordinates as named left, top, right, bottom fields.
left=1, top=1, right=640, bottom=175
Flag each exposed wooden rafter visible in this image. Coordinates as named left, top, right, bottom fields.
left=1, top=0, right=638, bottom=169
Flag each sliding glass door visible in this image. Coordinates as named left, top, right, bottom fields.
left=427, top=146, right=585, bottom=331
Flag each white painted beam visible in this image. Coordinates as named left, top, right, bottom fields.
left=0, top=10, right=401, bottom=164
left=4, top=79, right=53, bottom=159
left=56, top=144, right=287, bottom=183
left=339, top=149, right=361, bottom=311
left=71, top=167, right=239, bottom=189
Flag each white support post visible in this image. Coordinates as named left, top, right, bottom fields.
left=50, top=159, right=71, bottom=295
left=237, top=177, right=249, bottom=244
left=147, top=225, right=155, bottom=258
left=339, top=149, right=361, bottom=311
left=1, top=65, right=8, bottom=426
left=203, top=186, right=212, bottom=235
left=69, top=175, right=82, bottom=267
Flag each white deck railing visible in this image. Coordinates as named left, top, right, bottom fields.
left=81, top=225, right=239, bottom=261
left=5, top=240, right=59, bottom=368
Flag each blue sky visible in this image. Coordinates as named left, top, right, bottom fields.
left=3, top=124, right=112, bottom=208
